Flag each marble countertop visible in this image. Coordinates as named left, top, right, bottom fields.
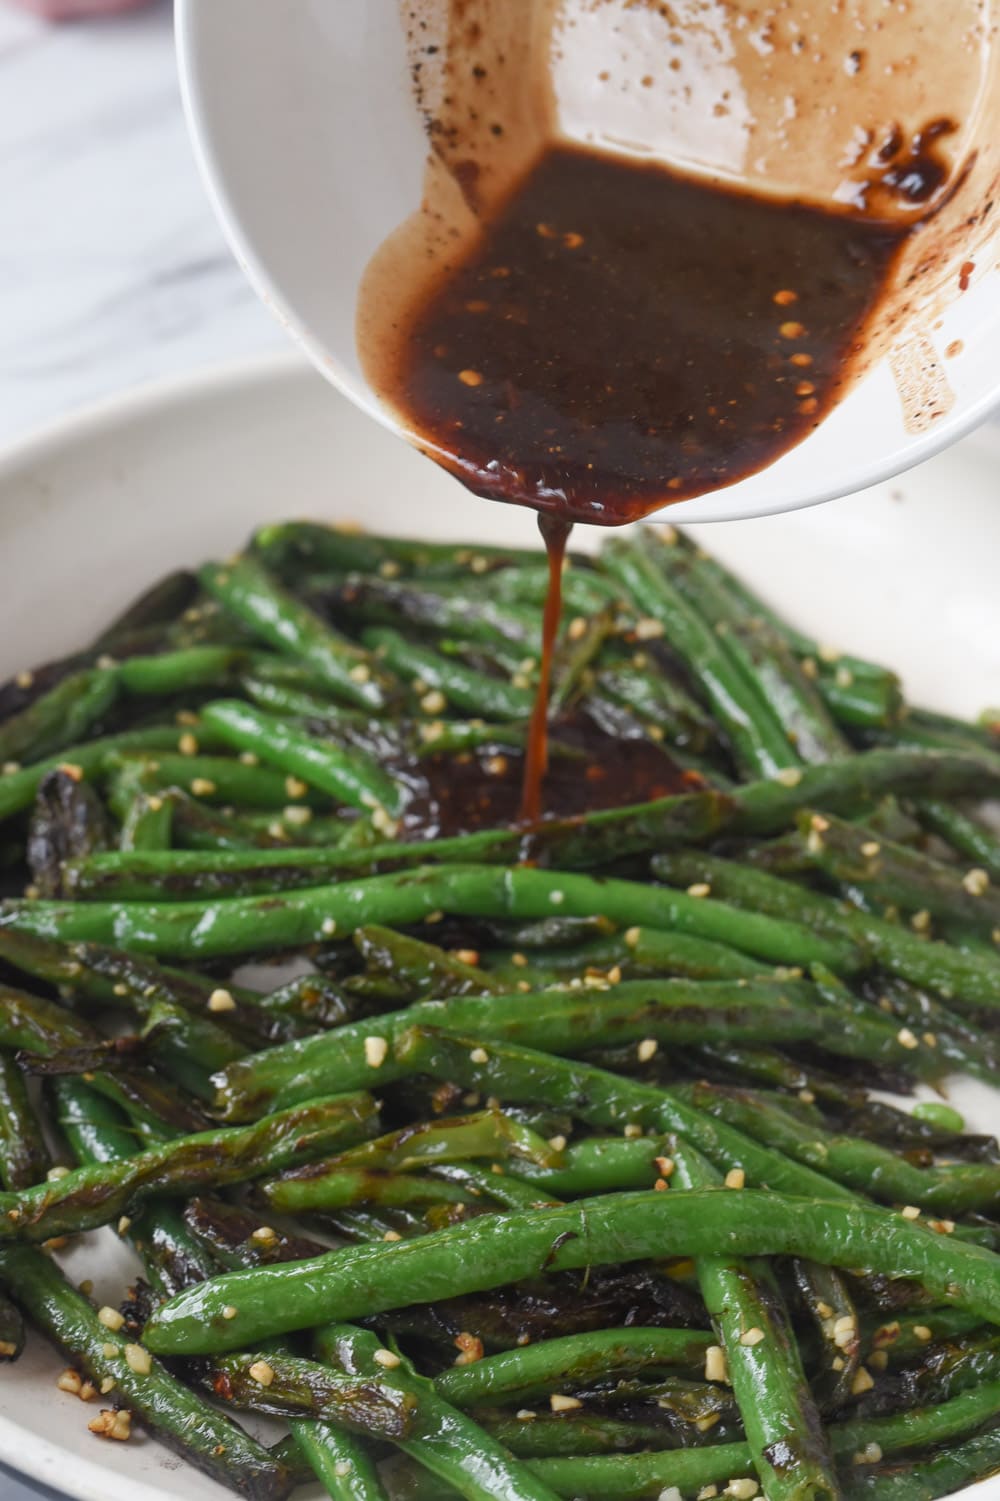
left=0, top=0, right=286, bottom=448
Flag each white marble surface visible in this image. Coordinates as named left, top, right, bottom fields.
left=0, top=0, right=285, bottom=448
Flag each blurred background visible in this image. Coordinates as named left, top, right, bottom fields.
left=0, top=0, right=286, bottom=444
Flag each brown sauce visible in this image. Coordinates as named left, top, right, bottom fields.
left=371, top=142, right=911, bottom=819
left=377, top=144, right=909, bottom=525
left=396, top=712, right=698, bottom=840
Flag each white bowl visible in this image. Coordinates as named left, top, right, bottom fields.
left=0, top=352, right=998, bottom=1501
left=176, top=0, right=1000, bottom=524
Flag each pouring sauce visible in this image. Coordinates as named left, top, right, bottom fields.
left=367, top=143, right=913, bottom=819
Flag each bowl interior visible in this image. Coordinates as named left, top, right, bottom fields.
left=177, top=0, right=1000, bottom=523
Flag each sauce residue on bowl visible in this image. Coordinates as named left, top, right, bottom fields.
left=357, top=0, right=965, bottom=822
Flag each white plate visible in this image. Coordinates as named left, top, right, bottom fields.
left=0, top=353, right=997, bottom=1501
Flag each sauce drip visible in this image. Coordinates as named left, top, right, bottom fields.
left=519, top=513, right=571, bottom=825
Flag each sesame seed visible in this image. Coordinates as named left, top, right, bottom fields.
left=775, top=767, right=802, bottom=787
left=1, top=761, right=20, bottom=775
left=512, top=952, right=529, bottom=968
left=284, top=776, right=308, bottom=799
left=705, top=1345, right=729, bottom=1383
left=373, top=1348, right=401, bottom=1368
left=383, top=1229, right=402, bottom=1242
left=334, top=1460, right=353, bottom=1478
left=635, top=617, right=665, bottom=641
left=548, top=1135, right=568, bottom=1153
left=773, top=288, right=798, bottom=305
left=89, top=1408, right=131, bottom=1441
left=321, top=917, right=338, bottom=937
left=779, top=321, right=806, bottom=339
left=222, top=1306, right=238, bottom=1320
left=454, top=948, right=480, bottom=966
left=896, top=1027, right=919, bottom=1050
left=191, top=778, right=216, bottom=797
left=853, top=1443, right=883, bottom=1466
left=624, top=1123, right=643, bottom=1139
left=364, top=1036, right=389, bottom=1069
left=963, top=868, right=990, bottom=896
left=912, top=1325, right=933, bottom=1342
left=208, top=988, right=237, bottom=1013
left=686, top=882, right=711, bottom=899
left=47, top=1165, right=71, bottom=1181
left=97, top=1307, right=124, bottom=1332
left=420, top=689, right=447, bottom=715
left=371, top=805, right=400, bottom=838
left=851, top=1367, right=875, bottom=1395
left=911, top=909, right=932, bottom=933
left=516, top=980, right=531, bottom=992
left=725, top=1168, right=746, bottom=1190
left=458, top=369, right=483, bottom=386
left=567, top=616, right=588, bottom=641
left=283, top=805, right=312, bottom=826
left=636, top=1038, right=659, bottom=1063
left=348, top=663, right=371, bottom=684
left=549, top=889, right=565, bottom=905
left=251, top=1226, right=277, bottom=1244
left=923, top=1032, right=938, bottom=1048
left=624, top=926, right=641, bottom=947
left=178, top=732, right=198, bottom=756
left=860, top=841, right=880, bottom=858
left=239, top=751, right=260, bottom=765
left=470, top=1047, right=489, bottom=1064
left=607, top=965, right=623, bottom=984
left=798, top=1088, right=816, bottom=1104
left=125, top=1344, right=152, bottom=1375
left=516, top=1408, right=537, bottom=1421
left=550, top=1393, right=582, bottom=1412
left=740, top=1327, right=766, bottom=1346
left=249, top=1361, right=275, bottom=1387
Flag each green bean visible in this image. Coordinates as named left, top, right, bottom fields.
left=6, top=865, right=866, bottom=976
left=602, top=534, right=796, bottom=777
left=0, top=725, right=198, bottom=824
left=0, top=1244, right=295, bottom=1498
left=116, top=645, right=262, bottom=696
left=292, top=1424, right=388, bottom=1501
left=200, top=555, right=395, bottom=710
left=119, top=785, right=175, bottom=851
left=251, top=520, right=540, bottom=579
left=651, top=848, right=1000, bottom=1011
left=919, top=799, right=1000, bottom=882
left=0, top=1091, right=377, bottom=1242
left=778, top=809, right=1000, bottom=934
left=793, top=1256, right=862, bottom=1409
left=106, top=748, right=327, bottom=809
left=0, top=1050, right=51, bottom=1189
left=480, top=1411, right=686, bottom=1459
left=842, top=1423, right=1000, bottom=1501
left=328, top=572, right=540, bottom=649
left=201, top=700, right=402, bottom=816
left=209, top=1327, right=565, bottom=1501
left=0, top=980, right=206, bottom=1134
left=208, top=973, right=903, bottom=1120
left=52, top=1077, right=217, bottom=1298
left=0, top=1289, right=25, bottom=1361
left=50, top=745, right=1000, bottom=899
left=434, top=1327, right=713, bottom=1407
left=483, top=928, right=764, bottom=988
left=356, top=924, right=502, bottom=997
left=678, top=1082, right=1000, bottom=1214
left=669, top=1135, right=837, bottom=1501
left=144, top=1181, right=1000, bottom=1355
left=0, top=667, right=119, bottom=767
left=364, top=627, right=533, bottom=720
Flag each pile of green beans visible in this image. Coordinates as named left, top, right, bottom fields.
left=0, top=520, right=998, bottom=1501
